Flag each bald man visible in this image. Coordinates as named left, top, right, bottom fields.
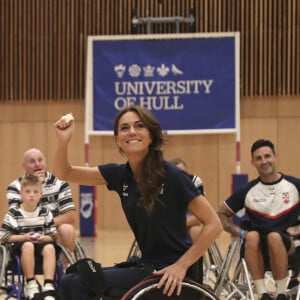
left=7, top=148, right=76, bottom=253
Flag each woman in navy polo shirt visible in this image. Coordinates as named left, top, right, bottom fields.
left=54, top=105, right=222, bottom=299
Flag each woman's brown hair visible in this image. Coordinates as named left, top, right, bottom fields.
left=113, top=105, right=166, bottom=215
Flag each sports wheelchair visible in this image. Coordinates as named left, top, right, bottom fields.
left=202, top=241, right=225, bottom=288
left=213, top=239, right=300, bottom=300
left=0, top=243, right=64, bottom=300
left=127, top=239, right=205, bottom=284
left=0, top=240, right=87, bottom=300
left=213, top=239, right=253, bottom=299
left=99, top=240, right=219, bottom=299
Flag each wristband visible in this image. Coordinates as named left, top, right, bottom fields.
left=239, top=229, right=247, bottom=240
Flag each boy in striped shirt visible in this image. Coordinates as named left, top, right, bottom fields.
left=0, top=173, right=58, bottom=300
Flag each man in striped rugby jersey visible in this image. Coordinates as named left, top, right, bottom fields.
left=7, top=148, right=76, bottom=254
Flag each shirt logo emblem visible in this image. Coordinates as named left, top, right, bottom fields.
left=282, top=192, right=290, bottom=204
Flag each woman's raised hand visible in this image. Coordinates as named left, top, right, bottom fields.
left=54, top=113, right=75, bottom=143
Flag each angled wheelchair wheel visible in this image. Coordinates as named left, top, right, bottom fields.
left=74, top=241, right=87, bottom=260
left=127, top=240, right=141, bottom=261
left=0, top=245, right=9, bottom=286
left=59, top=241, right=87, bottom=265
left=120, top=275, right=219, bottom=300
left=0, top=245, right=10, bottom=296
left=59, top=245, right=76, bottom=265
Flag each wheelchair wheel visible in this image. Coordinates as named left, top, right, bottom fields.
left=59, top=245, right=76, bottom=265
left=0, top=245, right=9, bottom=285
left=2, top=245, right=64, bottom=300
left=127, top=240, right=141, bottom=261
left=74, top=241, right=87, bottom=260
left=120, top=275, right=219, bottom=300
left=59, top=241, right=87, bottom=265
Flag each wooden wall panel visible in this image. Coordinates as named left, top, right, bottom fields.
left=0, top=101, right=85, bottom=230
left=217, top=134, right=237, bottom=204
left=277, top=118, right=300, bottom=175
left=0, top=0, right=299, bottom=101
left=164, top=134, right=222, bottom=209
left=240, top=115, right=300, bottom=181
left=231, top=96, right=300, bottom=183
left=89, top=136, right=129, bottom=230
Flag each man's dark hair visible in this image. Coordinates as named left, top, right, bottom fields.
left=251, top=139, right=276, bottom=156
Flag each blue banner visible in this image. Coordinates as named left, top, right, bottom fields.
left=88, top=33, right=239, bottom=134
left=232, top=174, right=249, bottom=226
left=79, top=185, right=96, bottom=236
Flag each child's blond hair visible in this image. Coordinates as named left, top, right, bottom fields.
left=20, top=173, right=42, bottom=189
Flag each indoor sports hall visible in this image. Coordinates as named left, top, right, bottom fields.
left=0, top=1, right=299, bottom=299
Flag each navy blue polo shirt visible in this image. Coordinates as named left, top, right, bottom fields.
left=99, top=161, right=200, bottom=268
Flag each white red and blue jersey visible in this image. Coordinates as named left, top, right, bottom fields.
left=225, top=173, right=300, bottom=232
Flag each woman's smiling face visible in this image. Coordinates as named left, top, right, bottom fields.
left=115, top=111, right=152, bottom=156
